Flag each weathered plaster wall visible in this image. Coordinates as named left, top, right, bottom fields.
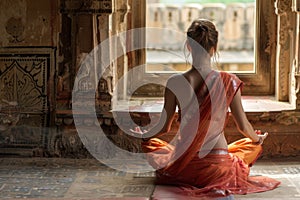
left=0, top=0, right=58, bottom=47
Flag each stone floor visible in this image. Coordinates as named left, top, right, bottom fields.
left=0, top=157, right=299, bottom=200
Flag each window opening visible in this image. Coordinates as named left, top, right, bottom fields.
left=146, top=0, right=256, bottom=74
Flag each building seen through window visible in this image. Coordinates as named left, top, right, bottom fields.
left=146, top=0, right=256, bottom=74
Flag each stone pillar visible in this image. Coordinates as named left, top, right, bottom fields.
left=125, top=0, right=147, bottom=98
left=54, top=0, right=115, bottom=157
left=223, top=3, right=246, bottom=50
left=244, top=3, right=255, bottom=50
left=275, top=0, right=294, bottom=102
left=200, top=3, right=226, bottom=50
left=147, top=3, right=166, bottom=49
left=110, top=0, right=129, bottom=101
left=164, top=5, right=181, bottom=50
left=59, top=0, right=113, bottom=112
left=292, top=0, right=300, bottom=109
left=181, top=4, right=203, bottom=32
left=97, top=14, right=113, bottom=113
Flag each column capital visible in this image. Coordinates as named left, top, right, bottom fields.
left=275, top=0, right=292, bottom=15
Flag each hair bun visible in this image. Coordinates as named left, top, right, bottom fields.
left=186, top=19, right=218, bottom=53
left=199, top=24, right=208, bottom=32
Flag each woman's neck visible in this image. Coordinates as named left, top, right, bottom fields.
left=191, top=63, right=212, bottom=78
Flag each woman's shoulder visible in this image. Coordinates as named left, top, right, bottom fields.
left=218, top=70, right=240, bottom=81
left=217, top=71, right=243, bottom=91
left=166, top=73, right=194, bottom=96
left=167, top=73, right=186, bottom=84
left=168, top=73, right=184, bottom=79
left=218, top=70, right=234, bottom=76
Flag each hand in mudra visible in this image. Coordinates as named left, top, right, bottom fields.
left=129, top=126, right=149, bottom=140
left=255, top=130, right=268, bottom=145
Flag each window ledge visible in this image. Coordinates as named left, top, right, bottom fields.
left=112, top=96, right=295, bottom=113
left=240, top=96, right=295, bottom=112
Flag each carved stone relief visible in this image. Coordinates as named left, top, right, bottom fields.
left=257, top=111, right=300, bottom=126
left=294, top=11, right=300, bottom=109
left=0, top=48, right=55, bottom=152
left=97, top=14, right=113, bottom=100
left=296, top=73, right=300, bottom=108
left=275, top=0, right=292, bottom=14
left=62, top=0, right=112, bottom=13
left=5, top=17, right=25, bottom=43
left=275, top=0, right=294, bottom=101
left=0, top=0, right=59, bottom=47
left=225, top=112, right=300, bottom=157
left=59, top=1, right=114, bottom=110
left=0, top=0, right=26, bottom=46
left=57, top=62, right=71, bottom=97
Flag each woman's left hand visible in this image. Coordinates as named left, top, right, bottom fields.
left=254, top=130, right=268, bottom=145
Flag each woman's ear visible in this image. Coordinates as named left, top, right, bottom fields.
left=209, top=47, right=215, bottom=56
left=187, top=42, right=192, bottom=52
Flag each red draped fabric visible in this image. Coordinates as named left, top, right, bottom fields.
left=142, top=70, right=280, bottom=198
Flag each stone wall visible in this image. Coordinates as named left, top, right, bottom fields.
left=0, top=0, right=59, bottom=156
left=50, top=110, right=300, bottom=159
left=0, top=0, right=59, bottom=47
left=0, top=0, right=299, bottom=159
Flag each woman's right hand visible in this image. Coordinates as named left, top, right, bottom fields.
left=129, top=126, right=150, bottom=141
left=130, top=126, right=148, bottom=135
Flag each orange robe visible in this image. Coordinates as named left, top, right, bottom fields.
left=142, top=71, right=280, bottom=198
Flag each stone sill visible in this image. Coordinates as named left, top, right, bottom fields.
left=55, top=96, right=294, bottom=116
left=112, top=96, right=295, bottom=113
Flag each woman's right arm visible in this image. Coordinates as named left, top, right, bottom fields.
left=131, top=76, right=178, bottom=140
left=140, top=87, right=177, bottom=139
left=229, top=89, right=268, bottom=144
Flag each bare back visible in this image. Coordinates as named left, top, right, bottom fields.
left=182, top=68, right=228, bottom=150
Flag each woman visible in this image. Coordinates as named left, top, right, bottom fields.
left=131, top=19, right=280, bottom=198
